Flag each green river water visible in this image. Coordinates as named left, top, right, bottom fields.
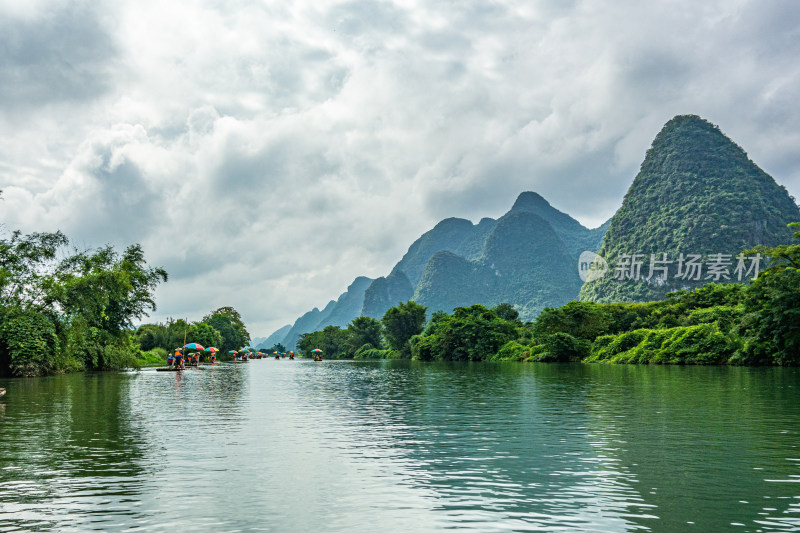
left=1, top=360, right=798, bottom=532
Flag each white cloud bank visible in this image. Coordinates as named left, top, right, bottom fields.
left=2, top=0, right=799, bottom=335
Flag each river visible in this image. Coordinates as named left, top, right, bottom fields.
left=1, top=360, right=799, bottom=532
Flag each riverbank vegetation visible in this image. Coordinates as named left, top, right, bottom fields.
left=298, top=227, right=800, bottom=366
left=297, top=301, right=426, bottom=359
left=0, top=229, right=168, bottom=376
left=0, top=222, right=250, bottom=376
left=133, top=307, right=251, bottom=362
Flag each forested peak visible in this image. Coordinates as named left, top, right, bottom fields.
left=431, top=217, right=475, bottom=231
left=581, top=114, right=799, bottom=304
left=425, top=249, right=473, bottom=266
left=485, top=210, right=570, bottom=260
left=638, top=114, right=751, bottom=182
left=507, top=191, right=588, bottom=237
left=511, top=191, right=552, bottom=212
left=609, top=114, right=798, bottom=241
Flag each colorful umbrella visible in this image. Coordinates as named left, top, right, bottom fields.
left=228, top=350, right=238, bottom=354
left=204, top=347, right=218, bottom=353
left=182, top=343, right=205, bottom=351
left=312, top=349, right=323, bottom=353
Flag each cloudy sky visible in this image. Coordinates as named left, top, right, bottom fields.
left=2, top=0, right=799, bottom=337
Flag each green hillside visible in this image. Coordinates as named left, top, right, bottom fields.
left=266, top=114, right=798, bottom=346
left=414, top=211, right=584, bottom=320
left=581, top=115, right=800, bottom=303
left=509, top=192, right=607, bottom=256
left=392, top=217, right=487, bottom=285
left=361, top=270, right=415, bottom=319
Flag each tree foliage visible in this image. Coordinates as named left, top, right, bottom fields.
left=346, top=316, right=383, bottom=354
left=0, top=306, right=62, bottom=376
left=202, top=307, right=250, bottom=352
left=411, top=304, right=518, bottom=361
left=0, top=230, right=69, bottom=308
left=0, top=230, right=168, bottom=376
left=188, top=322, right=223, bottom=350
left=382, top=301, right=427, bottom=358
left=297, top=325, right=350, bottom=359
left=132, top=308, right=249, bottom=362
left=732, top=223, right=800, bottom=365
left=581, top=115, right=800, bottom=303
left=50, top=244, right=167, bottom=333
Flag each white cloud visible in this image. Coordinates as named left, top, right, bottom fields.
left=2, top=0, right=799, bottom=335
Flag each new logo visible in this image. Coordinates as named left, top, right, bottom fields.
left=578, top=251, right=609, bottom=282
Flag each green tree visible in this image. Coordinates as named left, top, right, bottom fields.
left=166, top=318, right=191, bottom=349
left=203, top=307, right=250, bottom=352
left=297, top=326, right=349, bottom=358
left=534, top=301, right=611, bottom=341
left=735, top=223, right=800, bottom=365
left=0, top=230, right=68, bottom=308
left=410, top=304, right=517, bottom=361
left=0, top=306, right=62, bottom=376
left=188, top=322, right=222, bottom=349
left=542, top=332, right=591, bottom=362
left=51, top=244, right=168, bottom=334
left=345, top=316, right=383, bottom=356
left=135, top=323, right=167, bottom=351
left=382, top=301, right=427, bottom=358
left=492, top=303, right=521, bottom=323
left=0, top=230, right=167, bottom=374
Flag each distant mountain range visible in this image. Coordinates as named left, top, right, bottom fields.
left=266, top=115, right=800, bottom=350
left=254, top=327, right=290, bottom=351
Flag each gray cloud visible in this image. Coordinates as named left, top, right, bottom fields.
left=2, top=0, right=800, bottom=335
left=0, top=2, right=118, bottom=110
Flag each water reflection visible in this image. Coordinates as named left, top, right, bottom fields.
left=0, top=365, right=249, bottom=532
left=1, top=361, right=798, bottom=532
left=300, top=362, right=655, bottom=531
left=0, top=372, right=148, bottom=531
left=581, top=365, right=800, bottom=531
left=282, top=361, right=800, bottom=531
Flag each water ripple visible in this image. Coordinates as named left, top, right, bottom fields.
left=1, top=362, right=800, bottom=531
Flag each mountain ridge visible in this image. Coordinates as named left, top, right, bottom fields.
left=266, top=114, right=800, bottom=345
left=580, top=114, right=800, bottom=302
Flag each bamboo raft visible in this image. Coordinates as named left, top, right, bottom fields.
left=156, top=366, right=207, bottom=372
